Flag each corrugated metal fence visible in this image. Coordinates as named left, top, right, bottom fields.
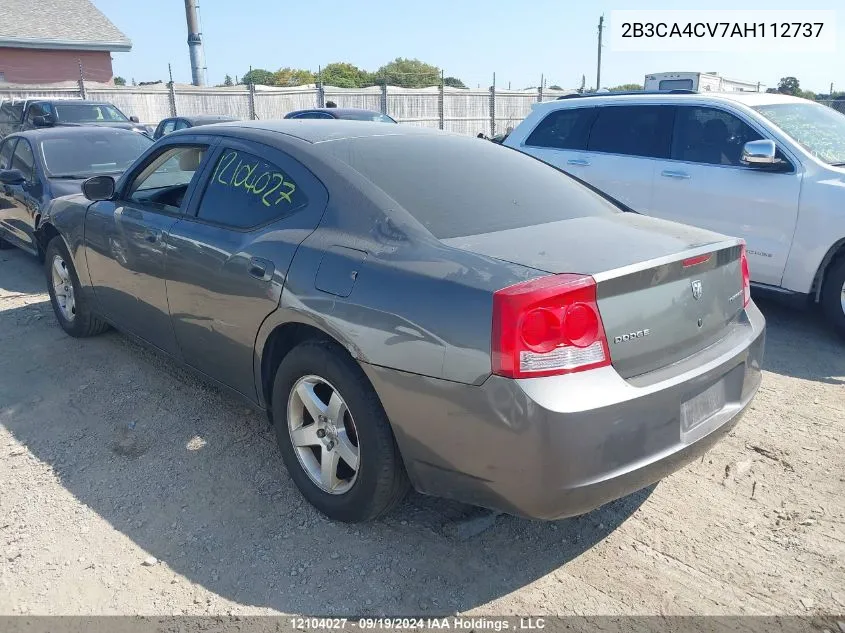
left=0, top=81, right=573, bottom=136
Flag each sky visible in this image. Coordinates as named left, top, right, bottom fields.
left=92, top=0, right=845, bottom=94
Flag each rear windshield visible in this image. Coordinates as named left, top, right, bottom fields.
left=323, top=134, right=620, bottom=238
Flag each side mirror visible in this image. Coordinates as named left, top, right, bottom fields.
left=0, top=169, right=26, bottom=185
left=32, top=115, right=54, bottom=127
left=741, top=139, right=777, bottom=166
left=129, top=115, right=140, bottom=123
left=82, top=175, right=116, bottom=201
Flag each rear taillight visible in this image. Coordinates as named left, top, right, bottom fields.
left=740, top=243, right=751, bottom=307
left=492, top=274, right=610, bottom=379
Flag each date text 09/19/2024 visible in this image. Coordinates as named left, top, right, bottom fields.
left=288, top=618, right=547, bottom=630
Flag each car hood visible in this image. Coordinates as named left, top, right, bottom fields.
left=440, top=212, right=732, bottom=275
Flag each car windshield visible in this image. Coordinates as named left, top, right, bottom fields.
left=325, top=134, right=619, bottom=239
left=52, top=103, right=129, bottom=123
left=40, top=133, right=153, bottom=178
left=338, top=111, right=396, bottom=123
left=752, top=102, right=845, bottom=165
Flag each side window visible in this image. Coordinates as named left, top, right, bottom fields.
left=587, top=105, right=674, bottom=159
left=525, top=108, right=597, bottom=150
left=0, top=102, right=22, bottom=124
left=127, top=145, right=208, bottom=213
left=196, top=148, right=308, bottom=228
left=161, top=120, right=177, bottom=135
left=671, top=107, right=763, bottom=166
left=174, top=119, right=190, bottom=130
left=25, top=103, right=48, bottom=123
left=658, top=79, right=694, bottom=91
left=11, top=139, right=35, bottom=181
left=0, top=139, right=16, bottom=169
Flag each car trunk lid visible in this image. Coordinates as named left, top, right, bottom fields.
left=442, top=213, right=745, bottom=379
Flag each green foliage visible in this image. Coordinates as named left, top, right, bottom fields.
left=443, top=76, right=467, bottom=89
left=610, top=83, right=642, bottom=91
left=241, top=68, right=275, bottom=86
left=239, top=59, right=467, bottom=90
left=272, top=67, right=315, bottom=87
left=113, top=76, right=126, bottom=86
left=548, top=84, right=563, bottom=90
left=777, top=76, right=801, bottom=96
left=320, top=62, right=373, bottom=88
left=374, top=58, right=441, bottom=88
left=222, top=74, right=233, bottom=87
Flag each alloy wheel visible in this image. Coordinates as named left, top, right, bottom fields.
left=287, top=375, right=360, bottom=494
left=51, top=255, right=76, bottom=322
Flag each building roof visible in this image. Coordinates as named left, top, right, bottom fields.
left=0, top=0, right=132, bottom=52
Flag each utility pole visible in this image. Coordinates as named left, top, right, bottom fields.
left=596, top=15, right=604, bottom=91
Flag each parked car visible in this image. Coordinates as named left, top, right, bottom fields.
left=36, top=121, right=764, bottom=522
left=503, top=92, right=845, bottom=337
left=0, top=127, right=152, bottom=258
left=0, top=99, right=150, bottom=138
left=153, top=115, right=239, bottom=140
left=284, top=108, right=396, bottom=123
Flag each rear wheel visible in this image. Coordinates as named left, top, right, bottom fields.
left=271, top=340, right=410, bottom=522
left=821, top=257, right=845, bottom=339
left=0, top=234, right=13, bottom=250
left=44, top=237, right=109, bottom=338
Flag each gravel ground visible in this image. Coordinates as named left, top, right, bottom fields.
left=0, top=247, right=843, bottom=617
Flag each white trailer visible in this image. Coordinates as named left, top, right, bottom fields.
left=644, top=72, right=762, bottom=93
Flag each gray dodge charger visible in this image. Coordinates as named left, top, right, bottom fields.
left=36, top=121, right=765, bottom=522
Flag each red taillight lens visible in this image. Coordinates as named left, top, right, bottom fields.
left=740, top=243, right=751, bottom=307
left=492, top=274, right=610, bottom=379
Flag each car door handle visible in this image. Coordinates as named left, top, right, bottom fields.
left=661, top=170, right=691, bottom=179
left=144, top=229, right=161, bottom=243
left=567, top=159, right=590, bottom=166
left=248, top=257, right=275, bottom=281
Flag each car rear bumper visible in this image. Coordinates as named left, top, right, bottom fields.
left=363, top=302, right=766, bottom=520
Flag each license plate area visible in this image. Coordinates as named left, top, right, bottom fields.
left=680, top=378, right=727, bottom=443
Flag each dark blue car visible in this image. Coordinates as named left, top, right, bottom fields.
left=0, top=126, right=152, bottom=259
left=284, top=107, right=396, bottom=123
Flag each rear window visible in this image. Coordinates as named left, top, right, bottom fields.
left=324, top=134, right=620, bottom=239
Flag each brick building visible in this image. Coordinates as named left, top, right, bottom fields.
left=0, top=0, right=131, bottom=85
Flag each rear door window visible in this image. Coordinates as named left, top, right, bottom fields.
left=672, top=106, right=763, bottom=166
left=587, top=105, right=674, bottom=159
left=525, top=107, right=597, bottom=150
left=195, top=148, right=308, bottom=228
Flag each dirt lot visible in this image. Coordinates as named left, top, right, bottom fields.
left=0, top=247, right=843, bottom=617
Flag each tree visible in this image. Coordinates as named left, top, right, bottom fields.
left=241, top=68, right=275, bottom=86
left=777, top=76, right=800, bottom=96
left=320, top=62, right=372, bottom=88
left=113, top=76, right=126, bottom=86
left=443, top=76, right=467, bottom=89
left=375, top=58, right=440, bottom=88
left=222, top=74, right=233, bottom=87
left=548, top=84, right=563, bottom=90
left=273, top=67, right=315, bottom=87
left=610, top=83, right=642, bottom=91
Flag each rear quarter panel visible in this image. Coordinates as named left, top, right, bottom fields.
left=250, top=147, right=545, bottom=391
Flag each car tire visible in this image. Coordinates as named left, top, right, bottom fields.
left=0, top=234, right=13, bottom=250
left=821, top=256, right=845, bottom=339
left=44, top=236, right=109, bottom=338
left=271, top=340, right=410, bottom=522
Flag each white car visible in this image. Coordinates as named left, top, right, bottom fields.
left=504, top=92, right=845, bottom=335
